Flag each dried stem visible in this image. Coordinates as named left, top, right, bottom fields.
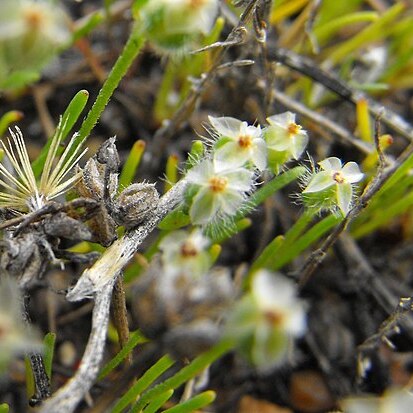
left=267, top=46, right=413, bottom=142
left=39, top=280, right=115, bottom=413
left=40, top=179, right=188, bottom=413
left=112, top=276, right=131, bottom=366
left=150, top=1, right=260, bottom=161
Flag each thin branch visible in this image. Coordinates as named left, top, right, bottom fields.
left=150, top=1, right=260, bottom=160
left=39, top=279, right=115, bottom=413
left=267, top=46, right=413, bottom=142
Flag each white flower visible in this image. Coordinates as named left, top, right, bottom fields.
left=264, top=112, right=308, bottom=160
left=0, top=124, right=86, bottom=212
left=252, top=270, right=306, bottom=337
left=208, top=116, right=267, bottom=171
left=303, top=157, right=364, bottom=215
left=159, top=229, right=211, bottom=278
left=0, top=0, right=70, bottom=84
left=341, top=388, right=413, bottom=413
left=186, top=159, right=254, bottom=225
left=225, top=270, right=306, bottom=371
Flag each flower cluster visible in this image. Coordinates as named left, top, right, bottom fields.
left=225, top=270, right=306, bottom=371
left=301, top=157, right=364, bottom=216
left=185, top=113, right=309, bottom=227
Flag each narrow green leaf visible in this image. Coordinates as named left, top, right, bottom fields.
left=24, top=356, right=35, bottom=400
left=32, top=90, right=89, bottom=177
left=158, top=207, right=191, bottom=230
left=242, top=166, right=306, bottom=217
left=375, top=151, right=413, bottom=197
left=72, top=12, right=104, bottom=42
left=0, top=70, right=40, bottom=90
left=119, top=140, right=146, bottom=189
left=98, top=330, right=147, bottom=380
left=185, top=140, right=205, bottom=170
left=43, top=332, right=56, bottom=380
left=250, top=235, right=285, bottom=273
left=139, top=390, right=173, bottom=413
left=131, top=340, right=234, bottom=412
left=209, top=244, right=222, bottom=265
left=76, top=24, right=145, bottom=146
left=111, top=355, right=175, bottom=413
left=162, top=391, right=216, bottom=413
left=0, top=111, right=24, bottom=136
left=165, top=154, right=179, bottom=192
left=326, top=3, right=404, bottom=65
left=352, top=190, right=413, bottom=239
left=314, top=11, right=378, bottom=44
left=270, top=214, right=342, bottom=270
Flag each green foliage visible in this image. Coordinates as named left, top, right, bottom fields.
left=24, top=356, right=35, bottom=401
left=32, top=90, right=89, bottom=177
left=43, top=332, right=56, bottom=380
left=140, top=390, right=174, bottom=413
left=0, top=404, right=9, bottom=413
left=161, top=391, right=216, bottom=413
left=119, top=140, right=146, bottom=190
left=0, top=110, right=23, bottom=136
left=252, top=214, right=342, bottom=274
left=130, top=340, right=233, bottom=412
left=98, top=330, right=147, bottom=381
left=112, top=355, right=175, bottom=413
left=5, top=1, right=413, bottom=411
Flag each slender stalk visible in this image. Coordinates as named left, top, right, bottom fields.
left=39, top=279, right=115, bottom=413
left=77, top=24, right=145, bottom=145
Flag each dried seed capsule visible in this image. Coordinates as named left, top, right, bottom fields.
left=114, top=183, right=159, bottom=229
